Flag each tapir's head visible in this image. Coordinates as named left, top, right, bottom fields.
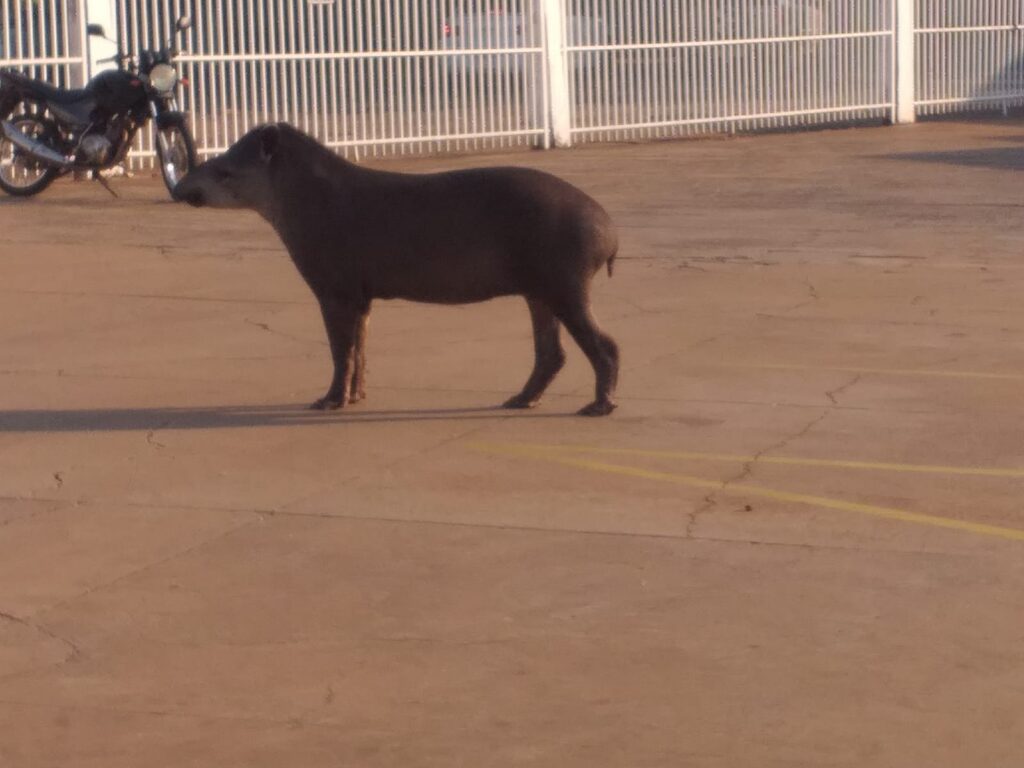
left=172, top=124, right=284, bottom=214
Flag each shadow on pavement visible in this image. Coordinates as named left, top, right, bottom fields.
left=0, top=404, right=575, bottom=432
left=878, top=146, right=1024, bottom=171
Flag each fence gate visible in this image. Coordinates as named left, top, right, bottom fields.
left=915, top=0, right=1024, bottom=116
left=565, top=0, right=895, bottom=144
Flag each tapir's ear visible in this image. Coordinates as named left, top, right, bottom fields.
left=260, top=124, right=280, bottom=161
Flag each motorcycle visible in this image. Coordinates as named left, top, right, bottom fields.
left=0, top=14, right=196, bottom=198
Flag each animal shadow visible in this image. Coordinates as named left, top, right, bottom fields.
left=0, top=403, right=572, bottom=433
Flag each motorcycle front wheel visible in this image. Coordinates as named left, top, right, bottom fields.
left=154, top=123, right=196, bottom=197
left=0, top=114, right=60, bottom=197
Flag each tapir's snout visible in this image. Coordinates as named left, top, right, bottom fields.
left=172, top=174, right=206, bottom=207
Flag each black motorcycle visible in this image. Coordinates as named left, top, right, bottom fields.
left=0, top=14, right=195, bottom=198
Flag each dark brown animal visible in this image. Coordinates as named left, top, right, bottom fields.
left=173, top=123, right=620, bottom=415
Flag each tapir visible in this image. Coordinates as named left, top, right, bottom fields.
left=172, top=123, right=620, bottom=415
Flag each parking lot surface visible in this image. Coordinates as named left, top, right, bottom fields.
left=2, top=119, right=1024, bottom=766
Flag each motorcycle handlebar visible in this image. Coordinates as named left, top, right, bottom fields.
left=97, top=52, right=130, bottom=65
left=97, top=44, right=181, bottom=70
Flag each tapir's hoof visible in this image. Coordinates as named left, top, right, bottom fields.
left=310, top=396, right=345, bottom=411
left=502, top=393, right=539, bottom=410
left=347, top=391, right=366, bottom=405
left=578, top=399, right=617, bottom=417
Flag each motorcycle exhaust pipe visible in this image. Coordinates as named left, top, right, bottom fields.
left=1, top=120, right=71, bottom=168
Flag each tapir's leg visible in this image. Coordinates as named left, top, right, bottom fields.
left=311, top=298, right=363, bottom=410
left=346, top=306, right=371, bottom=404
left=503, top=298, right=566, bottom=409
left=555, top=299, right=619, bottom=416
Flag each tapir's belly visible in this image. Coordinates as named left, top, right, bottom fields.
left=365, top=241, right=524, bottom=304
left=373, top=270, right=520, bottom=304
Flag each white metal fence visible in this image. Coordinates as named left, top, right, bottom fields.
left=3, top=0, right=1024, bottom=161
left=565, top=0, right=895, bottom=143
left=916, top=1, right=1024, bottom=116
left=0, top=0, right=85, bottom=92
left=118, top=0, right=550, bottom=160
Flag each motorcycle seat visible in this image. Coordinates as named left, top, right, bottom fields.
left=2, top=71, right=95, bottom=126
left=3, top=71, right=90, bottom=104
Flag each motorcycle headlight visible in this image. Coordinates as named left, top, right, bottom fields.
left=148, top=63, right=178, bottom=94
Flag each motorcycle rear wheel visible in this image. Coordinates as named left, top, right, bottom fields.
left=0, top=114, right=60, bottom=197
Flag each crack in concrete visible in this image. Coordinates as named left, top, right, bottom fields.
left=686, top=370, right=867, bottom=535
left=676, top=260, right=709, bottom=272
left=245, top=317, right=325, bottom=347
left=685, top=408, right=835, bottom=537
left=751, top=314, right=971, bottom=330
left=0, top=365, right=312, bottom=383
left=32, top=519, right=262, bottom=622
left=623, top=334, right=721, bottom=375
left=615, top=296, right=661, bottom=315
left=0, top=491, right=979, bottom=558
left=0, top=696, right=309, bottom=729
left=146, top=420, right=170, bottom=450
left=279, top=419, right=498, bottom=514
left=826, top=374, right=863, bottom=406
left=0, top=289, right=302, bottom=306
left=0, top=503, right=54, bottom=529
left=754, top=278, right=819, bottom=319
left=768, top=300, right=814, bottom=317
left=0, top=609, right=81, bottom=674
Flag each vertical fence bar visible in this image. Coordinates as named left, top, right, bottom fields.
left=893, top=0, right=915, bottom=122
left=541, top=0, right=570, bottom=146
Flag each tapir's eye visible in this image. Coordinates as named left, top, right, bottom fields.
left=213, top=167, right=233, bottom=182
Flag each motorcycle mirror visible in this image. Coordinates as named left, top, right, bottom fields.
left=176, top=15, right=192, bottom=32
left=86, top=23, right=107, bottom=37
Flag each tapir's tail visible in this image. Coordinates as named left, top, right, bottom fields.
left=588, top=202, right=617, bottom=278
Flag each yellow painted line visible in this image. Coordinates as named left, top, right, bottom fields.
left=471, top=443, right=1024, bottom=544
left=475, top=441, right=1024, bottom=479
left=718, top=362, right=1024, bottom=381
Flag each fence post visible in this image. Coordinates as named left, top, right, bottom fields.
left=892, top=0, right=916, bottom=123
left=85, top=0, right=119, bottom=77
left=540, top=0, right=572, bottom=148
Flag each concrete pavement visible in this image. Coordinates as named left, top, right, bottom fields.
left=2, top=118, right=1024, bottom=766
